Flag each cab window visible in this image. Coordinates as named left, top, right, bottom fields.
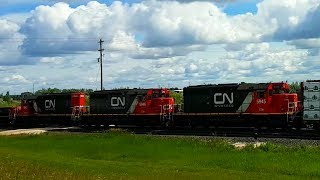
left=257, top=91, right=265, bottom=98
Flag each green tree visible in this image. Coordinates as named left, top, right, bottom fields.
left=170, top=91, right=183, bottom=104
left=290, top=82, right=300, bottom=93
left=3, top=91, right=11, bottom=102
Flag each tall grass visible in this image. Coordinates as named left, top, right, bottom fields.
left=0, top=100, right=20, bottom=108
left=0, top=132, right=319, bottom=179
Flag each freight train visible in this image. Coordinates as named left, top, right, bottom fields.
left=1, top=80, right=320, bottom=131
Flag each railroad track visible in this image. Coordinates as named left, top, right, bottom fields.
left=2, top=124, right=320, bottom=141
left=43, top=125, right=320, bottom=140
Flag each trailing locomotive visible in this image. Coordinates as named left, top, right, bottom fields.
left=14, top=92, right=85, bottom=125
left=0, top=107, right=15, bottom=126
left=81, top=88, right=174, bottom=126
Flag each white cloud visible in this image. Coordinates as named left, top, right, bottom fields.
left=3, top=74, right=29, bottom=84
left=0, top=19, right=20, bottom=39
left=0, top=19, right=25, bottom=65
left=256, top=0, right=320, bottom=40
left=18, top=1, right=265, bottom=57
left=17, top=0, right=320, bottom=57
left=287, top=38, right=320, bottom=49
left=107, top=31, right=138, bottom=51
left=1, top=0, right=320, bottom=94
left=39, top=57, right=65, bottom=64
left=223, top=43, right=308, bottom=77
left=133, top=1, right=263, bottom=47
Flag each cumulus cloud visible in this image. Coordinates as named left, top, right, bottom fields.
left=107, top=31, right=138, bottom=51
left=19, top=3, right=76, bottom=56
left=1, top=0, right=320, bottom=93
left=18, top=1, right=266, bottom=57
left=0, top=19, right=20, bottom=41
left=2, top=75, right=29, bottom=84
left=287, top=38, right=320, bottom=49
left=223, top=43, right=308, bottom=78
left=39, top=57, right=65, bottom=64
left=255, top=0, right=320, bottom=40
left=286, top=38, right=320, bottom=57
left=16, top=0, right=320, bottom=58
left=160, top=0, right=237, bottom=3
left=134, top=1, right=264, bottom=47
left=0, top=19, right=25, bottom=65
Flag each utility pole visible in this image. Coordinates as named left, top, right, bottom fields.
left=98, top=38, right=104, bottom=91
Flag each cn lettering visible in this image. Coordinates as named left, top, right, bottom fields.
left=214, top=93, right=234, bottom=104
left=45, top=100, right=55, bottom=109
left=111, top=97, right=125, bottom=107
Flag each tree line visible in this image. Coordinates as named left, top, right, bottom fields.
left=0, top=83, right=301, bottom=105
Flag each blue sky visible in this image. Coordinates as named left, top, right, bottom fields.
left=0, top=0, right=260, bottom=15
left=223, top=1, right=259, bottom=15
left=0, top=0, right=319, bottom=94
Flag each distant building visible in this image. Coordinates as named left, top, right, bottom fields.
left=173, top=90, right=183, bottom=93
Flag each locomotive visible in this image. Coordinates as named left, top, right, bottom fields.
left=13, top=92, right=86, bottom=126
left=1, top=80, right=319, bottom=131
left=81, top=88, right=174, bottom=126
left=172, top=82, right=299, bottom=128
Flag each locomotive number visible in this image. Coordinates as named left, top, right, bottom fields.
left=257, top=99, right=266, bottom=104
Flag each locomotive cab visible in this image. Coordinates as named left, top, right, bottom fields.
left=134, top=88, right=174, bottom=114
left=249, top=82, right=298, bottom=113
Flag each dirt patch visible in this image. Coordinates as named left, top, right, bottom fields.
left=0, top=129, right=47, bottom=136
left=232, top=142, right=266, bottom=149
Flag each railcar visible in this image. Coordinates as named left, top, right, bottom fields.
left=302, top=80, right=320, bottom=129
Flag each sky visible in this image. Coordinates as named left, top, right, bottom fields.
left=0, top=0, right=320, bottom=94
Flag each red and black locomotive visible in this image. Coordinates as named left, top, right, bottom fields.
left=173, top=82, right=298, bottom=128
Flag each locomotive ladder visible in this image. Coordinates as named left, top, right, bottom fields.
left=160, top=104, right=173, bottom=127
left=286, top=101, right=297, bottom=126
left=71, top=106, right=82, bottom=121
left=8, top=109, right=17, bottom=125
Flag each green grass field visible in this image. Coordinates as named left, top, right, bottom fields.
left=0, top=131, right=319, bottom=179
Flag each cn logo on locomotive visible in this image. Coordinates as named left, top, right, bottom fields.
left=111, top=97, right=125, bottom=107
left=45, top=100, right=55, bottom=110
left=213, top=93, right=234, bottom=105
